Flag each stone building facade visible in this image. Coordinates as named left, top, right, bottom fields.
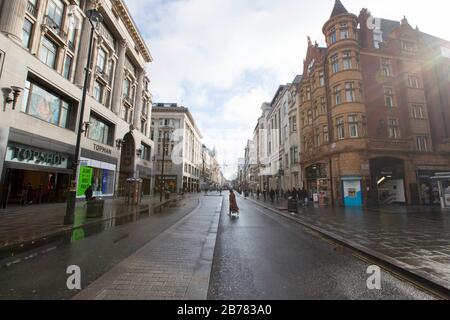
left=298, top=0, right=450, bottom=207
left=0, top=0, right=153, bottom=207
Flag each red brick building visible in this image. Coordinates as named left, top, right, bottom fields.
left=298, top=0, right=450, bottom=207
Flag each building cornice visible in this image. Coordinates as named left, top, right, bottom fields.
left=112, top=0, right=153, bottom=63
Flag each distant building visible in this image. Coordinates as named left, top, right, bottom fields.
left=151, top=103, right=203, bottom=193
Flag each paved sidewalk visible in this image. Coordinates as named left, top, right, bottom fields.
left=0, top=194, right=198, bottom=251
left=73, top=196, right=223, bottom=300
left=244, top=195, right=450, bottom=292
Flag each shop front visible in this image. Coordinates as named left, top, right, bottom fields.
left=305, top=163, right=330, bottom=203
left=431, top=173, right=450, bottom=208
left=417, top=170, right=442, bottom=206
left=155, top=175, right=177, bottom=193
left=1, top=142, right=73, bottom=208
left=76, top=155, right=116, bottom=199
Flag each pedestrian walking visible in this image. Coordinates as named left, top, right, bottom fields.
left=20, top=185, right=28, bottom=206
left=26, top=183, right=33, bottom=204
left=263, top=189, right=267, bottom=201
left=229, top=189, right=240, bottom=216
left=292, top=188, right=298, bottom=200
left=270, top=189, right=275, bottom=203
left=257, top=189, right=261, bottom=200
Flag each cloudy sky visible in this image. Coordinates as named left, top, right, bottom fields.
left=124, top=0, right=450, bottom=180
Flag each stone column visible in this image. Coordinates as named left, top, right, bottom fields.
left=133, top=68, right=145, bottom=130
left=0, top=0, right=27, bottom=44
left=74, top=0, right=97, bottom=86
left=111, top=39, right=127, bottom=115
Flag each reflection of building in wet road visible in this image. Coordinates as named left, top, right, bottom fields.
left=0, top=0, right=154, bottom=209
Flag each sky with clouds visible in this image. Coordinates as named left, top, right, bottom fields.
left=124, top=0, right=450, bottom=180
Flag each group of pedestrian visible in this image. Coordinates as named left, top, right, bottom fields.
left=253, top=187, right=309, bottom=206
left=20, top=183, right=45, bottom=206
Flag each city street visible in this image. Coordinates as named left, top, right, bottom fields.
left=0, top=193, right=438, bottom=300
left=208, top=195, right=434, bottom=300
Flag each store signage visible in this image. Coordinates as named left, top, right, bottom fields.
left=93, top=143, right=112, bottom=155
left=5, top=144, right=69, bottom=169
left=77, top=166, right=93, bottom=197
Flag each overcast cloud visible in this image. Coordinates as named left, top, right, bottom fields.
left=124, top=0, right=450, bottom=179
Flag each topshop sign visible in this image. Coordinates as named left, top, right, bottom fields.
left=5, top=144, right=70, bottom=169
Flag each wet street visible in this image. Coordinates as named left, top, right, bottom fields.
left=208, top=195, right=435, bottom=300
left=0, top=197, right=200, bottom=300
left=0, top=194, right=439, bottom=300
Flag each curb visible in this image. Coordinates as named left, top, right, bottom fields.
left=244, top=196, right=450, bottom=299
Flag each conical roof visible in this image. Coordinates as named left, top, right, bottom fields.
left=330, top=0, right=348, bottom=19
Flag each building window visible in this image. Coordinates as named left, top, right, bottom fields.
left=416, top=136, right=428, bottom=152
left=319, top=71, right=325, bottom=86
left=336, top=117, right=345, bottom=140
left=330, top=27, right=337, bottom=44
left=343, top=51, right=352, bottom=70
left=411, top=104, right=425, bottom=119
left=348, top=115, right=358, bottom=138
left=323, top=126, right=329, bottom=143
left=290, top=147, right=298, bottom=164
left=320, top=97, right=326, bottom=114
left=88, top=113, right=114, bottom=146
left=408, top=75, right=420, bottom=88
left=345, top=82, right=355, bottom=102
left=306, top=87, right=311, bottom=100
left=402, top=40, right=417, bottom=52
left=22, top=19, right=33, bottom=49
left=93, top=81, right=104, bottom=103
left=62, top=55, right=73, bottom=80
left=123, top=78, right=131, bottom=99
left=340, top=25, right=349, bottom=40
left=381, top=58, right=391, bottom=77
left=331, top=54, right=339, bottom=73
left=140, top=143, right=151, bottom=161
left=290, top=116, right=297, bottom=133
left=308, top=110, right=313, bottom=125
left=388, top=119, right=400, bottom=139
left=96, top=48, right=107, bottom=72
left=374, top=30, right=383, bottom=49
left=315, top=128, right=321, bottom=146
left=67, top=16, right=79, bottom=51
left=334, top=85, right=341, bottom=105
left=121, top=106, right=132, bottom=123
left=47, top=0, right=64, bottom=30
left=384, top=87, right=395, bottom=107
left=39, top=37, right=58, bottom=69
left=21, top=80, right=73, bottom=129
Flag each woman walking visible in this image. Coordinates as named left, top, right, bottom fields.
left=229, top=189, right=240, bottom=216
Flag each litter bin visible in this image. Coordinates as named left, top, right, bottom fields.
left=86, top=199, right=105, bottom=218
left=288, top=198, right=298, bottom=213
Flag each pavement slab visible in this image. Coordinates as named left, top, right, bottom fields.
left=73, top=196, right=223, bottom=300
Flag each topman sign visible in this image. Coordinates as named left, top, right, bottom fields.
left=5, top=144, right=70, bottom=169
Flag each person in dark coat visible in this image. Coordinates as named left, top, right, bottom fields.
left=85, top=185, right=96, bottom=201
left=229, top=189, right=239, bottom=215
left=292, top=188, right=298, bottom=200
left=270, top=189, right=275, bottom=203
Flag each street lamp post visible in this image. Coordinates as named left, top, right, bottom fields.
left=64, top=8, right=103, bottom=225
left=159, top=127, right=170, bottom=202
